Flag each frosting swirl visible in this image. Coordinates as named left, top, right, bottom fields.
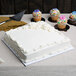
left=69, top=11, right=76, bottom=20
left=50, top=8, right=60, bottom=16
left=57, top=15, right=67, bottom=25
left=32, top=9, right=42, bottom=17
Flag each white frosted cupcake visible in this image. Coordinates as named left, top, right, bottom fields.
left=50, top=8, right=60, bottom=21
left=69, top=11, right=76, bottom=24
left=32, top=9, right=42, bottom=22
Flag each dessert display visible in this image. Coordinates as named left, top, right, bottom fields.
left=0, top=58, right=4, bottom=64
left=0, top=17, right=27, bottom=31
left=68, top=11, right=76, bottom=25
left=57, top=15, right=67, bottom=29
left=32, top=9, right=42, bottom=22
left=3, top=21, right=73, bottom=65
left=49, top=8, right=60, bottom=22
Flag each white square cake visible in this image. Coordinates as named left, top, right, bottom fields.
left=3, top=21, right=73, bottom=65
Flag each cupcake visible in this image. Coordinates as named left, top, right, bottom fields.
left=32, top=9, right=42, bottom=22
left=69, top=11, right=76, bottom=25
left=57, top=15, right=67, bottom=29
left=50, top=8, right=60, bottom=21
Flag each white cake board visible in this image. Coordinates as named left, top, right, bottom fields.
left=2, top=39, right=74, bottom=66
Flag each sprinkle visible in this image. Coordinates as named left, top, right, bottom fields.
left=64, top=21, right=66, bottom=22
left=58, top=22, right=60, bottom=24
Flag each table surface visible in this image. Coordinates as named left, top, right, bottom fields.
left=0, top=14, right=76, bottom=67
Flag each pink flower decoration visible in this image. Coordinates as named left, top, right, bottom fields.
left=60, top=15, right=66, bottom=20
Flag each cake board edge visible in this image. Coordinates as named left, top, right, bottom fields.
left=2, top=39, right=74, bottom=66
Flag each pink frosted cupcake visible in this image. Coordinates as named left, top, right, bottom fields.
left=50, top=8, right=60, bottom=21
left=32, top=9, right=42, bottom=22
left=57, top=15, right=67, bottom=29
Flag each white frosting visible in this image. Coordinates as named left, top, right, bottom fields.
left=4, top=21, right=72, bottom=63
left=0, top=58, right=4, bottom=63
left=6, top=21, right=70, bottom=54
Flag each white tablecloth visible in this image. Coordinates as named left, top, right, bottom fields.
left=0, top=14, right=76, bottom=76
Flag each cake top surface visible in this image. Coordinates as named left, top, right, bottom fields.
left=6, top=21, right=70, bottom=55
left=32, top=9, right=42, bottom=17
left=50, top=8, right=60, bottom=16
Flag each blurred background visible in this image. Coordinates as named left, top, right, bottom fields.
left=0, top=0, right=76, bottom=14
